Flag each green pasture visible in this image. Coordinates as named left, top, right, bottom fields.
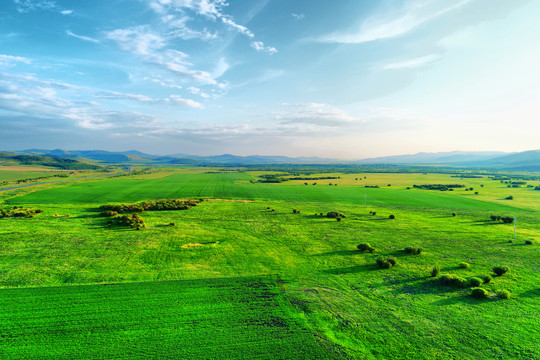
left=0, top=277, right=336, bottom=359
left=3, top=171, right=536, bottom=213
left=0, top=168, right=539, bottom=359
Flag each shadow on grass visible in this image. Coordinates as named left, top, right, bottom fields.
left=520, top=288, right=540, bottom=298
left=313, top=250, right=359, bottom=257
left=321, top=264, right=373, bottom=275
left=431, top=294, right=485, bottom=306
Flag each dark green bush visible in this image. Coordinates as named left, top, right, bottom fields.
left=431, top=266, right=440, bottom=277
left=467, top=277, right=482, bottom=287
left=459, top=262, right=470, bottom=269
left=389, top=214, right=395, bottom=219
left=375, top=256, right=396, bottom=269
left=471, top=288, right=489, bottom=299
left=100, top=210, right=118, bottom=217
left=493, top=266, right=509, bottom=276
left=404, top=247, right=422, bottom=255
left=357, top=243, right=375, bottom=253
left=439, top=274, right=467, bottom=287
left=497, top=289, right=511, bottom=299
left=525, top=240, right=533, bottom=245
left=483, top=275, right=492, bottom=284
left=336, top=217, right=341, bottom=222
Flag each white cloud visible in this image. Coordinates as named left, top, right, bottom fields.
left=291, top=13, right=304, bottom=20
left=66, top=30, right=100, bottom=43
left=105, top=26, right=166, bottom=56
left=382, top=54, right=441, bottom=70
left=251, top=41, right=278, bottom=55
left=274, top=103, right=357, bottom=127
left=14, top=0, right=56, bottom=13
left=0, top=54, right=32, bottom=66
left=318, top=0, right=472, bottom=44
left=60, top=9, right=72, bottom=15
left=167, top=95, right=204, bottom=108
left=95, top=91, right=155, bottom=103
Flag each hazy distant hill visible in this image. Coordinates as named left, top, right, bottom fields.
left=473, top=150, right=540, bottom=171
left=357, top=151, right=509, bottom=164
left=0, top=152, right=102, bottom=170
left=8, top=149, right=540, bottom=169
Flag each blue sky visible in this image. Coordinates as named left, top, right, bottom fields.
left=1, top=0, right=539, bottom=158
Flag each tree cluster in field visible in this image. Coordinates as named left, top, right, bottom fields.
left=113, top=167, right=156, bottom=177
left=326, top=211, right=345, bottom=219
left=376, top=256, right=397, bottom=269
left=490, top=215, right=514, bottom=223
left=413, top=184, right=465, bottom=191
left=118, top=213, right=146, bottom=230
left=257, top=174, right=287, bottom=183
left=365, top=185, right=379, bottom=188
left=433, top=265, right=511, bottom=299
left=404, top=246, right=422, bottom=255
left=15, top=173, right=69, bottom=184
left=100, top=199, right=201, bottom=214
left=0, top=207, right=43, bottom=218
left=288, top=176, right=340, bottom=181
left=534, top=186, right=540, bottom=191
left=451, top=175, right=483, bottom=178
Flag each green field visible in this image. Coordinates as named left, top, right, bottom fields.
left=0, top=168, right=539, bottom=359
left=0, top=277, right=336, bottom=359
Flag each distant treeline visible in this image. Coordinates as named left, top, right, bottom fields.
left=451, top=175, right=483, bottom=178
left=413, top=184, right=465, bottom=191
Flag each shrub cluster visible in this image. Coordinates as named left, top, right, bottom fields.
left=117, top=213, right=146, bottom=230
left=471, top=288, right=489, bottom=299
left=100, top=199, right=201, bottom=214
left=439, top=274, right=467, bottom=287
left=497, top=289, right=511, bottom=299
left=389, top=214, right=395, bottom=219
left=292, top=209, right=301, bottom=214
left=369, top=211, right=377, bottom=216
left=357, top=243, right=375, bottom=253
left=326, top=211, right=345, bottom=219
left=404, top=246, right=422, bottom=255
left=375, top=256, right=397, bottom=269
left=459, top=262, right=470, bottom=269
left=0, top=207, right=43, bottom=218
left=430, top=266, right=440, bottom=277
left=493, top=266, right=510, bottom=276
left=490, top=215, right=514, bottom=223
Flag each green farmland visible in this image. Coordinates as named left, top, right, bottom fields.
left=0, top=168, right=539, bottom=359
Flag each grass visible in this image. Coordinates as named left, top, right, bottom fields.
left=0, top=168, right=539, bottom=359
left=0, top=277, right=338, bottom=359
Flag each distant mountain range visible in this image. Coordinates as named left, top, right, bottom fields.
left=4, top=149, right=540, bottom=170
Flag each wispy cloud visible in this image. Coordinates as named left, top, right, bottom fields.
left=382, top=54, right=441, bottom=70
left=251, top=41, right=278, bottom=55
left=66, top=30, right=100, bottom=43
left=14, top=0, right=56, bottom=13
left=0, top=54, right=32, bottom=66
left=105, top=26, right=221, bottom=86
left=147, top=0, right=277, bottom=52
left=318, top=0, right=472, bottom=44
left=291, top=13, right=304, bottom=20
left=14, top=0, right=72, bottom=15
left=274, top=103, right=357, bottom=127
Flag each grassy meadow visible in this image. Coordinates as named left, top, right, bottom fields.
left=0, top=168, right=539, bottom=359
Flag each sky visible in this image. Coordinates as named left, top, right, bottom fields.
left=1, top=0, right=539, bottom=159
